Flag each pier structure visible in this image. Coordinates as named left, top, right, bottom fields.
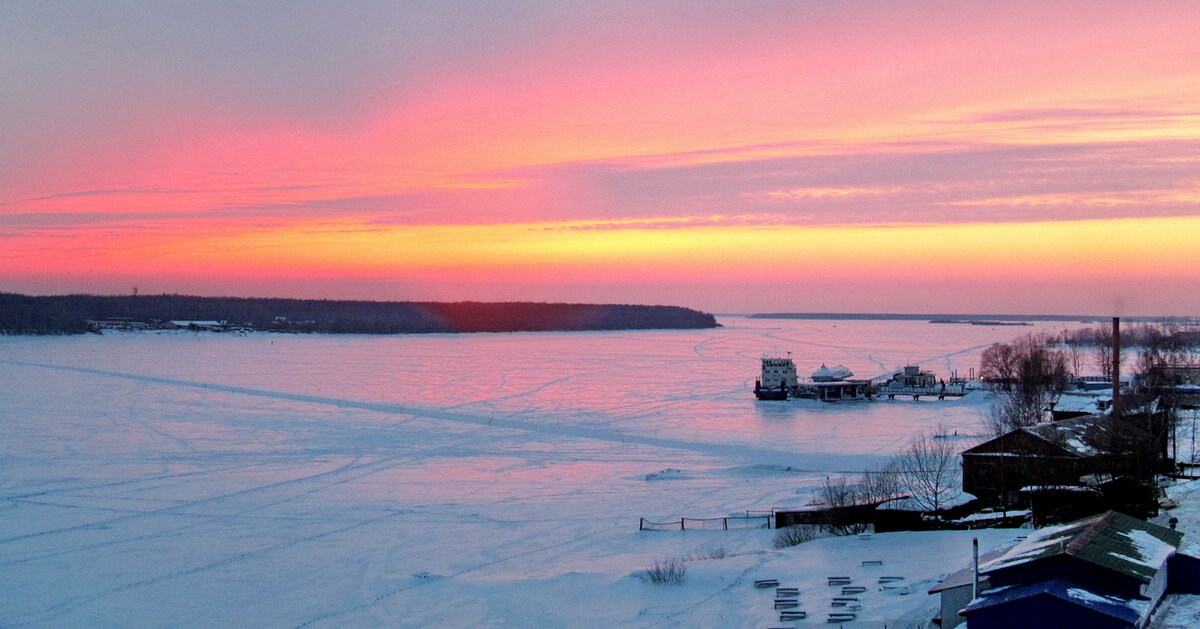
left=756, top=356, right=971, bottom=401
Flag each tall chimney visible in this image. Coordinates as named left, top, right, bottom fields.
left=1112, top=317, right=1121, bottom=418
left=972, top=537, right=980, bottom=599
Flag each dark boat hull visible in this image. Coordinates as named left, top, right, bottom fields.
left=754, top=388, right=789, bottom=400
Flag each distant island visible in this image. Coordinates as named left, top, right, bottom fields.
left=929, top=319, right=1032, bottom=326
left=747, top=313, right=1151, bottom=323
left=0, top=293, right=719, bottom=335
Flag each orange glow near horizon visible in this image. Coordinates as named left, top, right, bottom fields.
left=9, top=216, right=1199, bottom=284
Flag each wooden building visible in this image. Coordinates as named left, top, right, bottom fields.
left=872, top=492, right=979, bottom=533
left=774, top=496, right=905, bottom=529
left=1146, top=364, right=1200, bottom=408
left=961, top=415, right=1153, bottom=506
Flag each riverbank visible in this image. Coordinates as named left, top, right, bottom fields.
left=0, top=293, right=719, bottom=335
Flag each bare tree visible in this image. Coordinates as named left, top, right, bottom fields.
left=1136, top=323, right=1188, bottom=385
left=1016, top=339, right=1069, bottom=393
left=891, top=427, right=960, bottom=514
left=987, top=390, right=1045, bottom=435
left=1066, top=343, right=1086, bottom=379
left=983, top=337, right=1069, bottom=435
left=858, top=466, right=902, bottom=505
left=1092, top=324, right=1124, bottom=382
left=980, top=343, right=1018, bottom=390
left=1136, top=324, right=1188, bottom=465
left=818, top=475, right=870, bottom=535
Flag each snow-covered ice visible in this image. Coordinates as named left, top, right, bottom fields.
left=0, top=316, right=1069, bottom=627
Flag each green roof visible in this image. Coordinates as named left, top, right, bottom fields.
left=980, top=511, right=1182, bottom=583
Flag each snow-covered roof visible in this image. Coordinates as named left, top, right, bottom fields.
left=1021, top=415, right=1118, bottom=458
left=964, top=415, right=1156, bottom=460
left=811, top=364, right=853, bottom=381
left=1079, top=473, right=1115, bottom=487
left=960, top=578, right=1148, bottom=623
left=1018, top=485, right=1102, bottom=494
left=875, top=496, right=918, bottom=511
left=786, top=494, right=909, bottom=512
left=877, top=490, right=975, bottom=512
left=1054, top=392, right=1160, bottom=417
left=979, top=511, right=1181, bottom=583
left=1053, top=392, right=1108, bottom=415
left=954, top=509, right=1031, bottom=524
left=1026, top=419, right=1102, bottom=457
left=928, top=545, right=1008, bottom=593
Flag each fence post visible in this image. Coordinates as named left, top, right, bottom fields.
left=639, top=517, right=644, bottom=531
left=681, top=518, right=685, bottom=531
left=723, top=517, right=728, bottom=531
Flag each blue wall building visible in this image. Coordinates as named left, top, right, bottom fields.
left=958, top=511, right=1197, bottom=629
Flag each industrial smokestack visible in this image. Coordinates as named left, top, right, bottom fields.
left=972, top=537, right=980, bottom=599
left=1112, top=317, right=1121, bottom=418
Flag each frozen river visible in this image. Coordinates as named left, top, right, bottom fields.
left=0, top=316, right=1074, bottom=627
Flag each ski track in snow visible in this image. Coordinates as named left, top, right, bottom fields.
left=0, top=456, right=403, bottom=567
left=1, top=461, right=264, bottom=502
left=294, top=533, right=582, bottom=628
left=10, top=506, right=410, bottom=627
left=0, top=359, right=870, bottom=470
left=5, top=436, right=574, bottom=625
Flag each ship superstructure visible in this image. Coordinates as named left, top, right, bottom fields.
left=760, top=354, right=798, bottom=390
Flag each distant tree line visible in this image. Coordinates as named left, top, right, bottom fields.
left=1045, top=322, right=1200, bottom=353
left=0, top=293, right=719, bottom=335
left=979, top=321, right=1200, bottom=435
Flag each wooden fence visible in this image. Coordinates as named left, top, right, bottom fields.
left=639, top=511, right=773, bottom=531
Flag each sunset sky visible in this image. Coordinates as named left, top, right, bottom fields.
left=3, top=1, right=1200, bottom=314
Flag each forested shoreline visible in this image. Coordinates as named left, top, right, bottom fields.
left=0, top=293, right=719, bottom=335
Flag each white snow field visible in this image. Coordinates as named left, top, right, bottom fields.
left=0, top=316, right=1071, bottom=627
